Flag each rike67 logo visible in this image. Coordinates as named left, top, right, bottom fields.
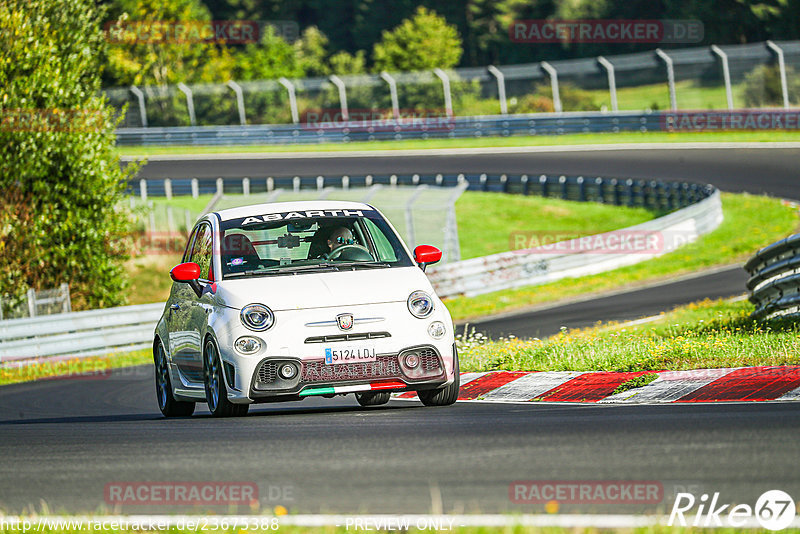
left=670, top=490, right=797, bottom=530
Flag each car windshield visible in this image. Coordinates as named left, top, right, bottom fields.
left=218, top=208, right=414, bottom=279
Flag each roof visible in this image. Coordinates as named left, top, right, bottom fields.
left=214, top=200, right=375, bottom=222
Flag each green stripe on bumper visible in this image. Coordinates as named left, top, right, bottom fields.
left=299, top=387, right=336, bottom=397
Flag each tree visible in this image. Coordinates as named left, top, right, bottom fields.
left=295, top=26, right=331, bottom=76
left=233, top=25, right=304, bottom=80
left=373, top=6, right=463, bottom=72
left=0, top=0, right=138, bottom=313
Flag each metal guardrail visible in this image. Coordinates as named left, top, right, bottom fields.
left=2, top=174, right=718, bottom=361
left=0, top=303, right=162, bottom=363
left=745, top=234, right=800, bottom=320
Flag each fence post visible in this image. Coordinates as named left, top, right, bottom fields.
left=404, top=185, right=428, bottom=247
left=487, top=65, right=508, bottom=115
left=655, top=49, right=677, bottom=111
left=176, top=82, right=197, bottom=126
left=191, top=178, right=199, bottom=199
left=342, top=175, right=349, bottom=189
left=148, top=202, right=156, bottom=234
left=60, top=283, right=71, bottom=313
left=129, top=86, right=148, bottom=127
left=766, top=41, right=790, bottom=109
left=710, top=45, right=734, bottom=110
left=380, top=71, right=400, bottom=119
left=216, top=177, right=224, bottom=196
left=166, top=205, right=175, bottom=233
left=433, top=68, right=453, bottom=117
left=293, top=176, right=300, bottom=192
left=329, top=75, right=349, bottom=121
left=243, top=177, right=250, bottom=196
left=267, top=177, right=274, bottom=192
left=278, top=77, right=300, bottom=124
left=597, top=56, right=618, bottom=112
left=540, top=62, right=562, bottom=113
left=27, top=288, right=36, bottom=317
left=184, top=209, right=193, bottom=235
left=139, top=179, right=148, bottom=202
left=164, top=178, right=172, bottom=200
left=226, top=80, right=247, bottom=125
left=316, top=176, right=324, bottom=190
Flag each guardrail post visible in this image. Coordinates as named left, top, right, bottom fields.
left=243, top=177, right=250, bottom=196
left=191, top=178, right=199, bottom=199
left=139, top=179, right=148, bottom=202
left=267, top=177, right=274, bottom=192
left=611, top=178, right=620, bottom=205
left=177, top=82, right=197, bottom=126
left=521, top=174, right=529, bottom=195
left=380, top=71, right=400, bottom=119
left=216, top=177, right=224, bottom=196
left=342, top=175, right=349, bottom=189
left=596, top=56, right=618, bottom=112
left=329, top=75, right=349, bottom=121
left=655, top=49, right=677, bottom=111
left=540, top=62, right=562, bottom=113
left=365, top=174, right=373, bottom=187
left=540, top=174, right=548, bottom=196
left=710, top=45, right=734, bottom=110
left=292, top=176, right=301, bottom=192
left=577, top=176, right=586, bottom=201
left=226, top=80, right=247, bottom=125
left=487, top=65, right=508, bottom=115
left=626, top=179, right=635, bottom=206
left=479, top=173, right=488, bottom=191
left=26, top=288, right=36, bottom=317
left=500, top=174, right=508, bottom=192
left=164, top=178, right=172, bottom=200
left=766, top=40, right=790, bottom=109
left=278, top=77, right=300, bottom=124
left=559, top=175, right=568, bottom=199
left=435, top=174, right=443, bottom=186
left=433, top=68, right=454, bottom=117
left=129, top=86, right=148, bottom=128
left=317, top=176, right=325, bottom=190
left=596, top=177, right=605, bottom=203
left=412, top=174, right=420, bottom=186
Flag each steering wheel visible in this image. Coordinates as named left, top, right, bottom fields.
left=323, top=244, right=371, bottom=261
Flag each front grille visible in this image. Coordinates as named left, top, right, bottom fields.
left=301, top=354, right=401, bottom=383
left=419, top=348, right=442, bottom=372
left=305, top=331, right=391, bottom=344
left=257, top=361, right=278, bottom=384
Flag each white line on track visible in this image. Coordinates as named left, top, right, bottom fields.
left=119, top=141, right=800, bottom=161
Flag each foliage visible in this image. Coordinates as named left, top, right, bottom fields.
left=232, top=24, right=303, bottom=81
left=0, top=0, right=138, bottom=312
left=294, top=26, right=331, bottom=77
left=373, top=6, right=463, bottom=72
left=743, top=64, right=800, bottom=107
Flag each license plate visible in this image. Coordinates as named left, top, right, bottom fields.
left=325, top=346, right=376, bottom=364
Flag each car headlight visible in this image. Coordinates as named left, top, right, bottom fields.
left=240, top=304, right=275, bottom=332
left=234, top=336, right=263, bottom=354
left=407, top=290, right=434, bottom=318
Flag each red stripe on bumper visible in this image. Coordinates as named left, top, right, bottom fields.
left=370, top=380, right=406, bottom=391
left=537, top=371, right=651, bottom=402
left=677, top=366, right=800, bottom=402
left=457, top=371, right=528, bottom=400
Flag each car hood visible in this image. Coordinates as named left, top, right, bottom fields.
left=215, top=266, right=434, bottom=311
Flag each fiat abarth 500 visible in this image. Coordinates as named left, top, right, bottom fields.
left=153, top=200, right=460, bottom=417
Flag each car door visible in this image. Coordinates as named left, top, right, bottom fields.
left=168, top=223, right=213, bottom=383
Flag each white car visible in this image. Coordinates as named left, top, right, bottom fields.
left=153, top=200, right=459, bottom=417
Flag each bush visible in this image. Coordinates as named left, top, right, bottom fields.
left=0, top=0, right=138, bottom=312
left=743, top=64, right=800, bottom=107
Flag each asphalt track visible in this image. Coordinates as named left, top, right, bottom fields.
left=1, top=145, right=796, bottom=516
left=1, top=366, right=799, bottom=514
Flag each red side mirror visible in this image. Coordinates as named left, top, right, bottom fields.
left=170, top=262, right=201, bottom=282
left=414, top=245, right=442, bottom=271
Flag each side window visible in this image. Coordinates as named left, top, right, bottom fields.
left=363, top=218, right=398, bottom=262
left=190, top=224, right=214, bottom=280
left=182, top=227, right=199, bottom=263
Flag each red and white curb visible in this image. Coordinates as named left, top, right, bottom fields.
left=395, top=366, right=800, bottom=403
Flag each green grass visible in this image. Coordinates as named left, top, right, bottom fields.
left=612, top=373, right=660, bottom=395
left=0, top=349, right=152, bottom=386
left=446, top=193, right=798, bottom=321
left=458, top=298, right=800, bottom=373
left=116, top=130, right=800, bottom=157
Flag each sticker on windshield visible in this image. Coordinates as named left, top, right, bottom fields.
left=229, top=258, right=245, bottom=266
left=237, top=209, right=379, bottom=226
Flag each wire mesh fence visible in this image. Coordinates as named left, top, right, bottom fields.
left=107, top=40, right=800, bottom=129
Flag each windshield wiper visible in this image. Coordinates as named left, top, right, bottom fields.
left=224, top=263, right=340, bottom=278
left=335, top=262, right=392, bottom=269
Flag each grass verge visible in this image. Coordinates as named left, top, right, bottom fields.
left=0, top=349, right=151, bottom=387
left=458, top=298, right=800, bottom=373
left=116, top=130, right=800, bottom=157
left=446, top=193, right=798, bottom=321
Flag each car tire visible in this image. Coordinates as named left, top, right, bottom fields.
left=355, top=391, right=390, bottom=406
left=154, top=341, right=195, bottom=418
left=203, top=339, right=249, bottom=418
left=418, top=349, right=460, bottom=407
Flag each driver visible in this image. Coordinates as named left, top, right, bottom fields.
left=326, top=226, right=355, bottom=253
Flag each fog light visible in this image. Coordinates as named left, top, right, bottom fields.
left=234, top=337, right=262, bottom=354
left=404, top=353, right=420, bottom=368
left=428, top=321, right=446, bottom=340
left=279, top=363, right=298, bottom=380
